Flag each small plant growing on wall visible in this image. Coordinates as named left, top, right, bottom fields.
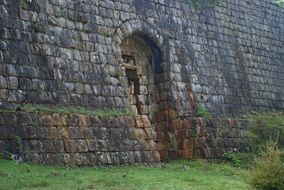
left=18, top=0, right=32, bottom=10
left=186, top=0, right=222, bottom=10
left=196, top=105, right=211, bottom=118
left=20, top=1, right=29, bottom=10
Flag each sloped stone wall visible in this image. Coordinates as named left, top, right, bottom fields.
left=0, top=0, right=283, bottom=165
left=1, top=0, right=283, bottom=115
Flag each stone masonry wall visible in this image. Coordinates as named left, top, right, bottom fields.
left=0, top=112, right=160, bottom=166
left=0, top=0, right=283, bottom=165
left=0, top=110, right=247, bottom=165
left=0, top=0, right=283, bottom=115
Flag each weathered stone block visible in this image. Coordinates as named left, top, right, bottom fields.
left=69, top=127, right=81, bottom=139
left=2, top=113, right=18, bottom=126
left=39, top=115, right=54, bottom=126
left=76, top=140, right=88, bottom=153
left=63, top=140, right=77, bottom=153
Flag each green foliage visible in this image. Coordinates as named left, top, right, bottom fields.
left=220, top=152, right=255, bottom=169
left=196, top=106, right=211, bottom=118
left=249, top=141, right=284, bottom=190
left=0, top=159, right=250, bottom=190
left=274, top=0, right=284, bottom=8
left=242, top=111, right=284, bottom=151
left=19, top=0, right=29, bottom=10
left=189, top=0, right=221, bottom=10
left=13, top=135, right=22, bottom=144
left=17, top=104, right=135, bottom=117
left=221, top=151, right=242, bottom=167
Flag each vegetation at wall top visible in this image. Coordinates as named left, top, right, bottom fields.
left=187, top=0, right=284, bottom=10
left=188, top=0, right=222, bottom=10
left=0, top=104, right=134, bottom=117
left=274, top=0, right=284, bottom=8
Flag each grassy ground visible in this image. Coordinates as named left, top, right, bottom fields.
left=0, top=159, right=251, bottom=190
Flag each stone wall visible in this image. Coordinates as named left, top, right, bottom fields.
left=0, top=0, right=283, bottom=165
left=0, top=110, right=247, bottom=165
left=0, top=112, right=160, bottom=166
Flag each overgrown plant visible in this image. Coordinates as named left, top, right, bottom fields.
left=220, top=152, right=255, bottom=168
left=221, top=151, right=241, bottom=167
left=242, top=111, right=284, bottom=151
left=250, top=141, right=284, bottom=190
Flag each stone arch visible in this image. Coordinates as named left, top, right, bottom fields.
left=112, top=19, right=164, bottom=49
left=112, top=19, right=167, bottom=66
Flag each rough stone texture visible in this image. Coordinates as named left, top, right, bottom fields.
left=0, top=0, right=283, bottom=165
left=0, top=112, right=159, bottom=166
left=0, top=111, right=247, bottom=165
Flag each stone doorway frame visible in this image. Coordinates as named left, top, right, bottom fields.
left=112, top=20, right=178, bottom=161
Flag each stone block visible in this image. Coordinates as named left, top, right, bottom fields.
left=24, top=126, right=38, bottom=139
left=75, top=153, right=89, bottom=166
left=69, top=127, right=81, bottom=139
left=66, top=114, right=82, bottom=126
left=135, top=128, right=146, bottom=140
left=42, top=140, right=56, bottom=153
left=76, top=140, right=88, bottom=152
left=86, top=139, right=98, bottom=151
left=95, top=152, right=107, bottom=165
left=63, top=153, right=75, bottom=166
left=97, top=140, right=107, bottom=151
left=63, top=140, right=77, bottom=153
left=79, top=127, right=92, bottom=138
left=135, top=116, right=144, bottom=128
left=58, top=127, right=69, bottom=140
left=182, top=149, right=193, bottom=159
left=2, top=113, right=18, bottom=126
left=52, top=114, right=63, bottom=126
left=90, top=116, right=101, bottom=127
left=122, top=116, right=135, bottom=127
left=39, top=115, right=53, bottom=126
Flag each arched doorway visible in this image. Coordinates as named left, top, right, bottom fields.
left=120, top=32, right=168, bottom=160
left=120, top=33, right=162, bottom=115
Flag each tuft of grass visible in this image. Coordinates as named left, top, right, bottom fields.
left=0, top=159, right=250, bottom=190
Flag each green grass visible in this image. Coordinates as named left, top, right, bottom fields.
left=0, top=159, right=251, bottom=190
left=0, top=104, right=135, bottom=118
